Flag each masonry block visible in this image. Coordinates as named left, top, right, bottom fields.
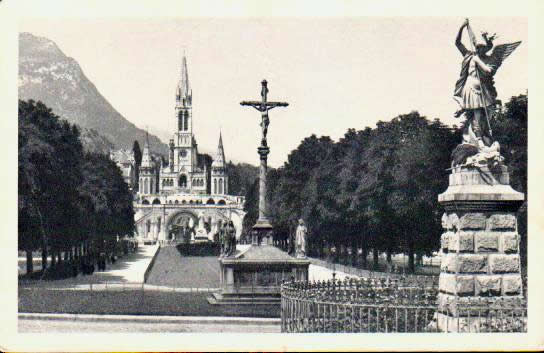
left=500, top=232, right=518, bottom=253
left=449, top=232, right=474, bottom=252
left=475, top=232, right=499, bottom=252
left=488, top=214, right=516, bottom=231
left=439, top=273, right=456, bottom=294
left=475, top=275, right=502, bottom=296
left=459, top=213, right=486, bottom=230
left=456, top=255, right=487, bottom=273
left=441, top=232, right=452, bottom=252
left=489, top=254, right=519, bottom=274
left=502, top=274, right=522, bottom=295
left=440, top=253, right=455, bottom=273
left=448, top=213, right=460, bottom=231
left=456, top=275, right=474, bottom=296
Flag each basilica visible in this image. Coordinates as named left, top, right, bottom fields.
left=127, top=55, right=246, bottom=243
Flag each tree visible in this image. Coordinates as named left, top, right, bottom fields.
left=18, top=100, right=84, bottom=274
left=133, top=140, right=142, bottom=191
left=19, top=99, right=135, bottom=278
left=492, top=94, right=528, bottom=271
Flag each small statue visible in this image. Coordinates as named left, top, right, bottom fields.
left=219, top=223, right=226, bottom=257
left=295, top=218, right=308, bottom=258
left=224, top=221, right=237, bottom=257
left=452, top=18, right=521, bottom=167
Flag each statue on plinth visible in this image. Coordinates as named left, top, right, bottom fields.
left=451, top=18, right=521, bottom=169
left=223, top=221, right=237, bottom=257
left=194, top=211, right=209, bottom=240
left=295, top=218, right=308, bottom=258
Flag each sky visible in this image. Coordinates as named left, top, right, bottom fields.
left=19, top=17, right=528, bottom=167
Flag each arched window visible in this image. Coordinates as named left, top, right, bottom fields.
left=218, top=179, right=223, bottom=194
left=144, top=178, right=149, bottom=194
left=140, top=178, right=143, bottom=193
left=174, top=200, right=179, bottom=204
left=179, top=174, right=187, bottom=188
left=218, top=199, right=226, bottom=205
left=184, top=111, right=189, bottom=131
left=213, top=179, right=217, bottom=194
left=142, top=199, right=150, bottom=205
left=182, top=200, right=186, bottom=204
left=189, top=200, right=194, bottom=204
left=168, top=200, right=172, bottom=204
left=152, top=198, right=161, bottom=205
left=206, top=198, right=215, bottom=205
left=178, top=110, right=187, bottom=131
left=150, top=180, right=154, bottom=194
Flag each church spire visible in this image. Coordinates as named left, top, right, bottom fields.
left=212, top=131, right=226, bottom=168
left=141, top=129, right=153, bottom=168
left=176, top=52, right=191, bottom=107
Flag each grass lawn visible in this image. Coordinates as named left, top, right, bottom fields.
left=19, top=288, right=280, bottom=318
left=145, top=246, right=221, bottom=288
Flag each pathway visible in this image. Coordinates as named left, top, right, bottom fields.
left=18, top=313, right=280, bottom=333
left=19, top=244, right=159, bottom=288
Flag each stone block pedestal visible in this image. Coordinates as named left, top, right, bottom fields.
left=437, top=165, right=524, bottom=332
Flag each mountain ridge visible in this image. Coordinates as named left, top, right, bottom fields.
left=18, top=32, right=168, bottom=155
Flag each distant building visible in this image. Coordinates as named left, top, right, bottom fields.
left=132, top=54, right=245, bottom=244
left=109, top=149, right=136, bottom=191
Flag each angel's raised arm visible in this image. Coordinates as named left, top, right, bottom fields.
left=456, top=21, right=469, bottom=56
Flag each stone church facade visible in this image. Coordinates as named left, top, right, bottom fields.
left=132, top=55, right=245, bottom=243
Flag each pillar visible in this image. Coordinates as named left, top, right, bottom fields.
left=225, top=267, right=234, bottom=293
left=437, top=165, right=524, bottom=332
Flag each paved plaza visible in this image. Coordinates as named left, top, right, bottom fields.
left=19, top=313, right=280, bottom=333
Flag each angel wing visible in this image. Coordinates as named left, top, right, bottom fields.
left=489, top=41, right=522, bottom=71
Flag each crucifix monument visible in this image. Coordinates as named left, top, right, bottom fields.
left=240, top=80, right=288, bottom=244
left=209, top=80, right=309, bottom=306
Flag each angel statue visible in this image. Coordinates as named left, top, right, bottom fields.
left=452, top=18, right=521, bottom=168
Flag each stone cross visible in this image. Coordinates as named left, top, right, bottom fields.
left=240, top=80, right=288, bottom=244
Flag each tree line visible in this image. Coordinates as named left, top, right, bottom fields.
left=18, top=100, right=135, bottom=277
left=242, top=94, right=527, bottom=273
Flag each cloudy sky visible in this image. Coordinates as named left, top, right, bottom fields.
left=19, top=17, right=527, bottom=167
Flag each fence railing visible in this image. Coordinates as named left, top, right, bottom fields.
left=280, top=278, right=527, bottom=333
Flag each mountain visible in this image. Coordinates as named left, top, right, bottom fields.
left=79, top=127, right=116, bottom=155
left=18, top=32, right=168, bottom=155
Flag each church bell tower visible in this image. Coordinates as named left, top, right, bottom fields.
left=173, top=54, right=195, bottom=181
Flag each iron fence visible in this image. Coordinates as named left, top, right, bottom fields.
left=280, top=277, right=527, bottom=333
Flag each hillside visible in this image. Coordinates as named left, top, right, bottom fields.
left=18, top=32, right=168, bottom=155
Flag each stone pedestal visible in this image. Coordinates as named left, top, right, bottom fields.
left=208, top=245, right=310, bottom=305
left=436, top=165, right=524, bottom=332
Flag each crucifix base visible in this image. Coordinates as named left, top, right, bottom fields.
left=252, top=220, right=273, bottom=246
left=208, top=244, right=310, bottom=306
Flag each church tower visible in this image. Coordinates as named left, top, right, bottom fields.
left=172, top=54, right=197, bottom=191
left=211, top=132, right=228, bottom=195
left=139, top=132, right=156, bottom=195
